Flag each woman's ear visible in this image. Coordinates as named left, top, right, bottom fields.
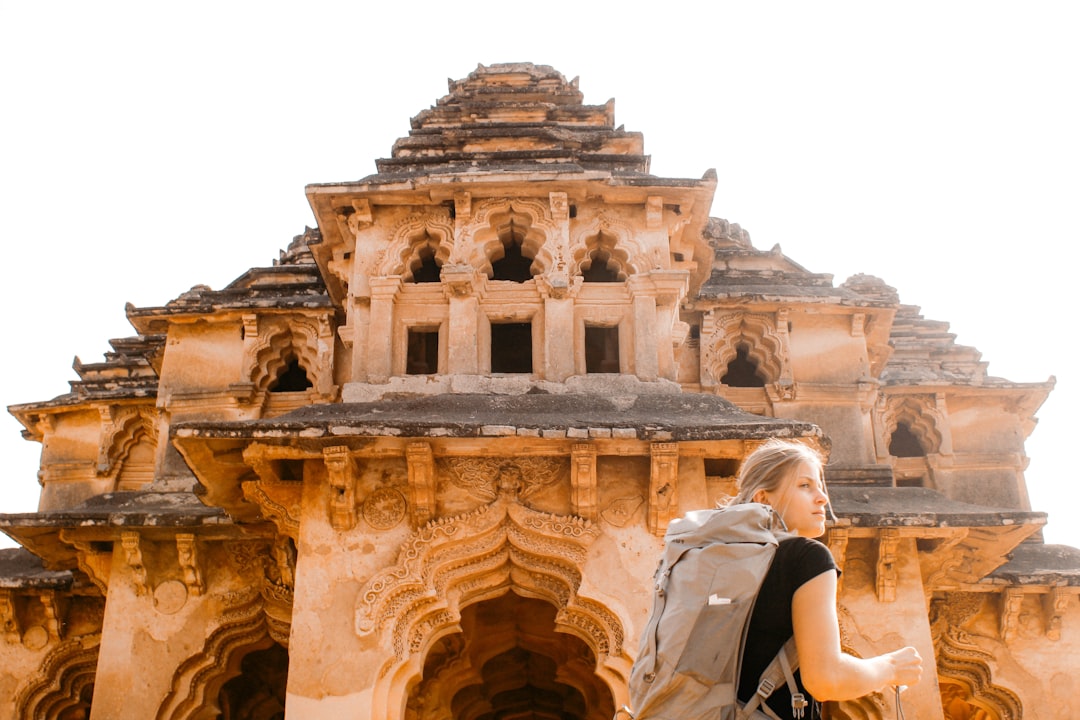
left=752, top=489, right=769, bottom=505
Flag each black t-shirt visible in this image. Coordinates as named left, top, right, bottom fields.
left=737, top=536, right=839, bottom=720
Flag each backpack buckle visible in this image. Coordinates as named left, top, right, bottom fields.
left=755, top=677, right=776, bottom=699
left=791, top=692, right=808, bottom=719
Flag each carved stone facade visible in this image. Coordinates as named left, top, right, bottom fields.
left=2, top=63, right=1077, bottom=720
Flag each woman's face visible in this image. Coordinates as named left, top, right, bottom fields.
left=760, top=459, right=828, bottom=538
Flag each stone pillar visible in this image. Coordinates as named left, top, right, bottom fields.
left=628, top=276, right=659, bottom=381
left=650, top=270, right=689, bottom=382
left=90, top=533, right=214, bottom=720
left=441, top=265, right=483, bottom=375
left=366, top=277, right=401, bottom=383
left=348, top=297, right=371, bottom=382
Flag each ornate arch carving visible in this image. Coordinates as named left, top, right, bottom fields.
left=15, top=633, right=100, bottom=720
left=354, top=480, right=631, bottom=718
left=568, top=212, right=644, bottom=278
left=880, top=395, right=945, bottom=457
left=156, top=587, right=272, bottom=720
left=245, top=315, right=334, bottom=396
left=701, top=311, right=792, bottom=390
left=931, top=593, right=1024, bottom=720
left=97, top=406, right=158, bottom=476
left=456, top=198, right=557, bottom=277
left=377, top=210, right=455, bottom=278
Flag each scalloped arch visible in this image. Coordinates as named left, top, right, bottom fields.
left=458, top=198, right=556, bottom=278
left=701, top=312, right=789, bottom=386
left=15, top=634, right=100, bottom=720
left=883, top=397, right=943, bottom=456
left=156, top=591, right=272, bottom=720
left=377, top=210, right=455, bottom=278
left=355, top=489, right=631, bottom=718
left=98, top=407, right=157, bottom=477
left=250, top=319, right=321, bottom=394
left=568, top=212, right=644, bottom=278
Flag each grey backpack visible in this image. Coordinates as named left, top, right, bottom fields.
left=621, top=503, right=807, bottom=720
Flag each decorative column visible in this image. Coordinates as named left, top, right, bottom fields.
left=650, top=270, right=689, bottom=381
left=366, top=277, right=402, bottom=383
left=441, top=265, right=484, bottom=375
left=627, top=276, right=659, bottom=381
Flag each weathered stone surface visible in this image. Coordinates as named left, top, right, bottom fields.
left=0, top=62, right=1073, bottom=720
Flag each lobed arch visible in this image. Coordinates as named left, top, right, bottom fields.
left=377, top=210, right=455, bottom=279
left=931, top=594, right=1023, bottom=720
left=247, top=317, right=327, bottom=396
left=568, top=212, right=646, bottom=279
left=881, top=396, right=945, bottom=458
left=15, top=634, right=100, bottom=720
left=701, top=312, right=790, bottom=388
left=97, top=406, right=158, bottom=478
left=156, top=589, right=274, bottom=720
left=355, top=478, right=631, bottom=718
left=457, top=198, right=557, bottom=279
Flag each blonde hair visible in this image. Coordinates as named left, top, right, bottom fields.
left=729, top=439, right=826, bottom=507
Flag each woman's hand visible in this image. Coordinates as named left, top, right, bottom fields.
left=883, top=646, right=923, bottom=688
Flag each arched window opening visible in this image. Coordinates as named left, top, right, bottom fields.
left=585, top=325, right=620, bottom=373
left=411, top=593, right=613, bottom=720
left=582, top=249, right=621, bottom=282
left=116, top=433, right=156, bottom=492
left=889, top=422, right=926, bottom=458
left=407, top=328, right=439, bottom=375
left=269, top=357, right=312, bottom=393
left=409, top=246, right=441, bottom=283
left=491, top=322, right=533, bottom=373
left=216, top=643, right=289, bottom=720
left=492, top=223, right=535, bottom=282
left=57, top=683, right=93, bottom=720
left=721, top=345, right=766, bottom=387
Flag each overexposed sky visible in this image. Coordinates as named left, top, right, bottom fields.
left=1, top=2, right=1076, bottom=547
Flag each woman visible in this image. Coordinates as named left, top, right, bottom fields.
left=733, top=440, right=923, bottom=719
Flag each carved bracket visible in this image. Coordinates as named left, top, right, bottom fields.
left=121, top=531, right=148, bottom=596
left=324, top=446, right=358, bottom=531
left=59, top=530, right=112, bottom=596
left=1000, top=587, right=1024, bottom=642
left=1043, top=587, right=1072, bottom=640
left=406, top=442, right=436, bottom=527
left=176, top=534, right=204, bottom=596
left=826, top=527, right=849, bottom=592
left=39, top=591, right=65, bottom=642
left=648, top=443, right=679, bottom=536
left=0, top=590, right=21, bottom=643
left=571, top=444, right=598, bottom=521
left=876, top=528, right=900, bottom=603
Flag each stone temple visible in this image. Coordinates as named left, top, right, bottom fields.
left=2, top=63, right=1078, bottom=720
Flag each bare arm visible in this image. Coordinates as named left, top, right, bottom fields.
left=792, top=570, right=923, bottom=701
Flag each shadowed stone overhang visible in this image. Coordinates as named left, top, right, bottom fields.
left=987, top=543, right=1080, bottom=587
left=171, top=392, right=822, bottom=442
left=828, top=487, right=1051, bottom=587
left=0, top=492, right=237, bottom=571
left=829, top=487, right=1046, bottom=529
left=0, top=548, right=72, bottom=590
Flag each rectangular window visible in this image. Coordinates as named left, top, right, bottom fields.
left=585, top=325, right=620, bottom=373
left=406, top=329, right=439, bottom=375
left=491, top=322, right=533, bottom=373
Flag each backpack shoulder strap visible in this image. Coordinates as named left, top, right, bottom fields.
left=736, top=638, right=806, bottom=720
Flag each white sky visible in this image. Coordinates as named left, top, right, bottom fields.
left=1, top=2, right=1076, bottom=548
